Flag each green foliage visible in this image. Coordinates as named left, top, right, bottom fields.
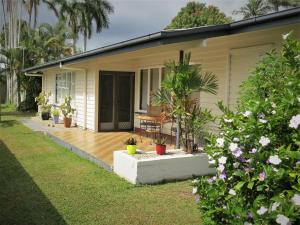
left=194, top=33, right=300, bottom=224
left=154, top=137, right=167, bottom=145
left=59, top=96, right=75, bottom=118
left=125, top=137, right=137, bottom=145
left=35, top=91, right=51, bottom=113
left=153, top=52, right=218, bottom=152
left=52, top=108, right=60, bottom=117
left=234, top=0, right=300, bottom=19
left=165, top=2, right=232, bottom=30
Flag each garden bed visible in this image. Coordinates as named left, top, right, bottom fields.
left=113, top=149, right=216, bottom=184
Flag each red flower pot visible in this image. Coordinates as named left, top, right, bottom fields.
left=156, top=144, right=166, bottom=155
left=64, top=117, right=72, bottom=128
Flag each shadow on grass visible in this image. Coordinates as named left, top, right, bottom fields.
left=0, top=120, right=19, bottom=128
left=0, top=140, right=67, bottom=225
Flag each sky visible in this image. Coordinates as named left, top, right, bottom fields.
left=1, top=0, right=248, bottom=51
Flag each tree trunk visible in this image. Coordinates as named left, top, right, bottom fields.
left=84, top=34, right=87, bottom=52
left=175, top=118, right=181, bottom=149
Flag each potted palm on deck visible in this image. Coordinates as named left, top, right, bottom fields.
left=60, top=97, right=75, bottom=128
left=35, top=91, right=51, bottom=120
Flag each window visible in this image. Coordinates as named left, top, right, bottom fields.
left=139, top=69, right=148, bottom=110
left=150, top=68, right=159, bottom=94
left=56, top=72, right=75, bottom=103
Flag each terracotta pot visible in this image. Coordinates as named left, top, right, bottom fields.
left=63, top=117, right=72, bottom=128
left=156, top=144, right=166, bottom=155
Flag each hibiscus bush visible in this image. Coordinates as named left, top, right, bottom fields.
left=193, top=33, right=300, bottom=225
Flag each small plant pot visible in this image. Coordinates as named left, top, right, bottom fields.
left=127, top=145, right=137, bottom=155
left=41, top=112, right=50, bottom=120
left=156, top=144, right=166, bottom=155
left=63, top=117, right=72, bottom=128
left=53, top=116, right=59, bottom=124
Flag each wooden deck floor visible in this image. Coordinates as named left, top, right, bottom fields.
left=27, top=117, right=174, bottom=167
left=52, top=129, right=173, bottom=167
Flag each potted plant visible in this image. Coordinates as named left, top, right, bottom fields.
left=35, top=91, right=51, bottom=120
left=125, top=137, right=137, bottom=155
left=52, top=108, right=60, bottom=124
left=59, top=96, right=75, bottom=128
left=154, top=137, right=167, bottom=155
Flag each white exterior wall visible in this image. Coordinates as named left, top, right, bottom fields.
left=40, top=24, right=300, bottom=133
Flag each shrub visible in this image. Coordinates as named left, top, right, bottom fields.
left=193, top=33, right=300, bottom=225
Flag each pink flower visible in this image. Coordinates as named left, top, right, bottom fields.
left=259, top=171, right=265, bottom=181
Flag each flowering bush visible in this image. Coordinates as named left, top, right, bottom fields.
left=193, top=33, right=300, bottom=225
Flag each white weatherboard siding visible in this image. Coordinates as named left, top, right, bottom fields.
left=74, top=70, right=84, bottom=127
left=86, top=69, right=96, bottom=130
left=228, top=44, right=273, bottom=109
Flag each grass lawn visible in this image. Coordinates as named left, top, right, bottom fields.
left=0, top=110, right=201, bottom=225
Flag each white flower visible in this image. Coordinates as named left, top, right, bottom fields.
left=192, top=179, right=199, bottom=184
left=216, top=138, right=225, bottom=147
left=271, top=110, right=276, bottom=115
left=289, top=114, right=300, bottom=129
left=259, top=136, right=270, bottom=147
left=229, top=189, right=236, bottom=195
left=282, top=32, right=290, bottom=40
left=192, top=187, right=198, bottom=195
left=217, top=164, right=225, bottom=172
left=208, top=159, right=216, bottom=165
left=229, top=143, right=239, bottom=152
left=233, top=162, right=240, bottom=168
left=218, top=156, right=227, bottom=164
left=269, top=155, right=282, bottom=165
left=244, top=223, right=252, bottom=225
left=259, top=119, right=267, bottom=124
left=233, top=137, right=240, bottom=142
left=276, top=214, right=290, bottom=225
left=257, top=206, right=268, bottom=215
left=271, top=102, right=277, bottom=108
left=271, top=202, right=280, bottom=211
left=243, top=111, right=252, bottom=117
left=298, top=97, right=300, bottom=103
left=224, top=118, right=233, bottom=123
left=291, top=193, right=300, bottom=206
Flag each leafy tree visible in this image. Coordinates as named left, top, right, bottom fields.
left=267, top=0, right=300, bottom=11
left=193, top=33, right=300, bottom=225
left=233, top=0, right=270, bottom=19
left=165, top=2, right=232, bottom=30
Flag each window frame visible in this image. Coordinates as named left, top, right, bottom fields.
left=55, top=71, right=76, bottom=104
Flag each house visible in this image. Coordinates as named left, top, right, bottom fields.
left=24, top=8, right=300, bottom=134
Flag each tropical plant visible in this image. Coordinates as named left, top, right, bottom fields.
left=125, top=137, right=137, bottom=146
left=47, top=0, right=114, bottom=52
left=165, top=2, right=232, bottom=30
left=60, top=96, right=75, bottom=118
left=154, top=137, right=167, bottom=145
left=52, top=108, right=60, bottom=117
left=193, top=33, right=300, bottom=225
left=35, top=91, right=51, bottom=112
left=233, top=0, right=270, bottom=19
left=266, top=0, right=300, bottom=11
left=152, top=52, right=218, bottom=151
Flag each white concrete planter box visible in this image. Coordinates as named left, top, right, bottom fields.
left=113, top=150, right=216, bottom=184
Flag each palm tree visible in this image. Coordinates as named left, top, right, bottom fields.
left=23, top=0, right=40, bottom=28
left=233, top=0, right=270, bottom=19
left=77, top=0, right=114, bottom=51
left=266, top=0, right=300, bottom=11
left=153, top=53, right=218, bottom=150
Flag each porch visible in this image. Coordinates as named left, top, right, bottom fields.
left=22, top=117, right=174, bottom=170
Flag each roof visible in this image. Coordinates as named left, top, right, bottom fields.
left=24, top=7, right=300, bottom=73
